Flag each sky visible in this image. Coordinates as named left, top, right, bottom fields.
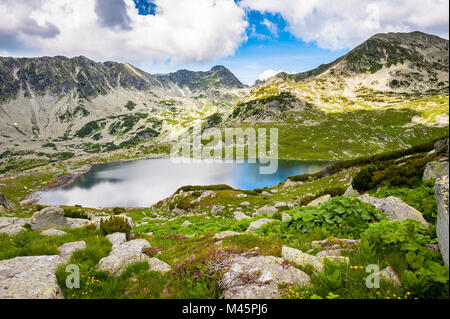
left=0, top=0, right=448, bottom=85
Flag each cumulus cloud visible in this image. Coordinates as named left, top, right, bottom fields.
left=95, top=0, right=132, bottom=30
left=241, top=0, right=449, bottom=50
left=257, top=69, right=292, bottom=81
left=0, top=0, right=248, bottom=64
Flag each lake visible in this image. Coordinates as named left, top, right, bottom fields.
left=37, top=158, right=331, bottom=208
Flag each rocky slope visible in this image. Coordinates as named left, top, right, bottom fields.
left=0, top=57, right=247, bottom=168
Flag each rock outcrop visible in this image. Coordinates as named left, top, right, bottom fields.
left=0, top=217, right=30, bottom=236
left=0, top=192, right=16, bottom=211
left=41, top=229, right=67, bottom=236
left=343, top=185, right=359, bottom=197
left=221, top=255, right=310, bottom=299
left=254, top=205, right=278, bottom=216
left=0, top=255, right=64, bottom=299
left=31, top=207, right=89, bottom=231
left=234, top=211, right=251, bottom=221
left=358, top=195, right=429, bottom=227
left=58, top=241, right=86, bottom=262
left=435, top=175, right=449, bottom=265
left=423, top=161, right=449, bottom=181
left=306, top=195, right=331, bottom=207
left=282, top=246, right=349, bottom=273
left=246, top=219, right=275, bottom=233
left=213, top=231, right=243, bottom=240
left=97, top=239, right=169, bottom=275
left=106, top=232, right=127, bottom=249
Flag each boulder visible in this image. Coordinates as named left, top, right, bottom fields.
left=261, top=191, right=273, bottom=197
left=281, top=213, right=291, bottom=222
left=221, top=255, right=310, bottom=299
left=0, top=217, right=31, bottom=236
left=379, top=266, right=401, bottom=286
left=0, top=205, right=5, bottom=215
left=306, top=195, right=331, bottom=207
left=239, top=201, right=250, bottom=207
left=0, top=192, right=16, bottom=211
left=246, top=219, right=275, bottom=233
left=343, top=185, right=359, bottom=197
left=0, top=255, right=64, bottom=299
left=97, top=239, right=151, bottom=275
left=31, top=207, right=89, bottom=231
left=358, top=195, right=429, bottom=227
left=41, top=229, right=67, bottom=236
left=435, top=175, right=449, bottom=266
left=236, top=193, right=248, bottom=198
left=213, top=231, right=242, bottom=240
left=20, top=199, right=36, bottom=206
left=234, top=211, right=251, bottom=221
left=434, top=138, right=449, bottom=152
left=58, top=241, right=86, bottom=262
left=254, top=205, right=278, bottom=216
left=211, top=205, right=225, bottom=215
left=315, top=249, right=344, bottom=258
left=106, top=232, right=127, bottom=249
left=423, top=161, right=449, bottom=181
left=281, top=246, right=324, bottom=273
left=148, top=258, right=171, bottom=273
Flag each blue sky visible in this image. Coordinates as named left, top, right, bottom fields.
left=1, top=0, right=448, bottom=85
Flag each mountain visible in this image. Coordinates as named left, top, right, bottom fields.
left=202, top=31, right=449, bottom=160
left=0, top=31, right=448, bottom=171
left=0, top=56, right=247, bottom=170
left=231, top=31, right=449, bottom=122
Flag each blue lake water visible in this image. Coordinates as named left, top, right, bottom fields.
left=37, top=158, right=331, bottom=208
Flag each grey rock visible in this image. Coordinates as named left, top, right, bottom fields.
left=97, top=239, right=151, bottom=275
left=261, top=191, right=273, bottom=197
left=306, top=195, right=331, bottom=207
left=236, top=193, right=248, bottom=198
left=234, top=211, right=251, bottom=221
left=281, top=213, right=291, bottom=222
left=315, top=249, right=344, bottom=258
left=148, top=258, right=171, bottom=273
left=282, top=246, right=349, bottom=273
left=240, top=201, right=250, bottom=207
left=379, top=266, right=402, bottom=286
left=31, top=207, right=89, bottom=231
left=423, top=161, right=449, bottom=181
left=211, top=205, right=225, bottom=215
left=221, top=255, right=310, bottom=299
left=0, top=255, right=64, bottom=299
left=246, top=218, right=275, bottom=233
left=41, top=229, right=67, bottom=236
left=0, top=205, right=5, bottom=215
left=214, top=231, right=242, bottom=240
left=343, top=185, right=359, bottom=196
left=254, top=205, right=278, bottom=216
left=435, top=175, right=449, bottom=265
left=359, top=195, right=429, bottom=227
left=0, top=217, right=30, bottom=236
left=0, top=192, right=16, bottom=211
left=434, top=138, right=449, bottom=152
left=58, top=241, right=86, bottom=262
left=20, top=199, right=36, bottom=206
left=106, top=232, right=127, bottom=249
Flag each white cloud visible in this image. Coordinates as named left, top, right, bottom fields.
left=241, top=0, right=449, bottom=50
left=261, top=18, right=278, bottom=36
left=0, top=0, right=248, bottom=64
left=257, top=69, right=292, bottom=81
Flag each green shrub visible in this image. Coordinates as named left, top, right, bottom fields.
left=362, top=220, right=449, bottom=298
left=100, top=216, right=131, bottom=239
left=288, top=196, right=386, bottom=238
left=124, top=101, right=136, bottom=111
left=112, top=207, right=126, bottom=215
left=64, top=207, right=89, bottom=219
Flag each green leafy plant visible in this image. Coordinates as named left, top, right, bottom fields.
left=289, top=196, right=386, bottom=238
